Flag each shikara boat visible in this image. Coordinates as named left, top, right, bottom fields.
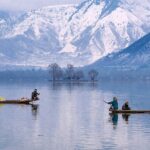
left=110, top=110, right=150, bottom=114
left=0, top=99, right=35, bottom=104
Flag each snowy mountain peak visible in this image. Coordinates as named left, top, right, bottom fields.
left=0, top=0, right=150, bottom=67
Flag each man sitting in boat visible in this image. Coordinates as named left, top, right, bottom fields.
left=107, top=97, right=118, bottom=111
left=122, top=101, right=131, bottom=110
left=31, top=89, right=40, bottom=101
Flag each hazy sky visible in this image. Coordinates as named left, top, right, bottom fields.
left=0, top=0, right=83, bottom=11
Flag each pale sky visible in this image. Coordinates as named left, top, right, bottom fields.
left=0, top=0, right=84, bottom=11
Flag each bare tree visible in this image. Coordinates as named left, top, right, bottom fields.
left=48, top=63, right=63, bottom=81
left=74, top=70, right=84, bottom=81
left=65, top=64, right=74, bottom=80
left=88, top=69, right=99, bottom=81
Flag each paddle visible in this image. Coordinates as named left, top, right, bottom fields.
left=103, top=100, right=108, bottom=104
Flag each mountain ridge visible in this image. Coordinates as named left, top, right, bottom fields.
left=87, top=32, right=150, bottom=70
left=0, top=0, right=150, bottom=67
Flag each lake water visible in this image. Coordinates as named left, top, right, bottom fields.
left=0, top=80, right=150, bottom=150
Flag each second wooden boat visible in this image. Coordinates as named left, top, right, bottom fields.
left=110, top=110, right=150, bottom=114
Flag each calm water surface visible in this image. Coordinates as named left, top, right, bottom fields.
left=0, top=80, right=150, bottom=150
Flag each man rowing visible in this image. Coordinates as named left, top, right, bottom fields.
left=106, top=97, right=119, bottom=111
left=31, top=89, right=40, bottom=101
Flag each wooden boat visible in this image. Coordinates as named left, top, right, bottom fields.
left=0, top=99, right=36, bottom=104
left=110, top=110, right=150, bottom=114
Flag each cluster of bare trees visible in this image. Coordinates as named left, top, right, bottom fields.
left=48, top=63, right=99, bottom=82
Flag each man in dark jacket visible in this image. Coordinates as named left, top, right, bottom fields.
left=31, top=89, right=40, bottom=101
left=122, top=101, right=131, bottom=110
left=107, top=97, right=118, bottom=110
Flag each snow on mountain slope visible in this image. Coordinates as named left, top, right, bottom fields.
left=5, top=5, right=75, bottom=40
left=0, top=11, right=12, bottom=37
left=88, top=33, right=150, bottom=70
left=121, top=0, right=150, bottom=29
left=0, top=11, right=22, bottom=37
left=0, top=0, right=150, bottom=67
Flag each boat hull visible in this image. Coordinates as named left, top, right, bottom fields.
left=110, top=110, right=150, bottom=114
left=0, top=100, right=33, bottom=104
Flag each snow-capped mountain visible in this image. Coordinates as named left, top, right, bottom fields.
left=0, top=0, right=150, bottom=67
left=0, top=11, right=11, bottom=37
left=87, top=33, right=150, bottom=70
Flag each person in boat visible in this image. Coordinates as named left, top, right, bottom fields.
left=107, top=97, right=118, bottom=110
left=31, top=89, right=40, bottom=101
left=122, top=101, right=131, bottom=110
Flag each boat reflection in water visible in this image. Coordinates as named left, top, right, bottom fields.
left=109, top=113, right=131, bottom=128
left=109, top=113, right=118, bottom=129
left=122, top=114, right=130, bottom=124
left=31, top=104, right=39, bottom=119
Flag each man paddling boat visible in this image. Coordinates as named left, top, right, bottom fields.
left=106, top=97, right=119, bottom=111
left=31, top=89, right=40, bottom=101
